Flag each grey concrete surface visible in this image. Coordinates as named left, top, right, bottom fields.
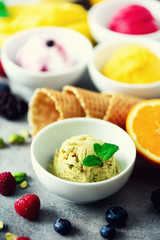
left=0, top=73, right=160, bottom=240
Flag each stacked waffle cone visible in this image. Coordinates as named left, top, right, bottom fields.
left=28, top=86, right=142, bottom=136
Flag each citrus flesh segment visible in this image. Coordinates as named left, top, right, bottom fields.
left=126, top=99, right=160, bottom=164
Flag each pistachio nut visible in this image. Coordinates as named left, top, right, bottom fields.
left=20, top=129, right=31, bottom=139
left=13, top=172, right=26, bottom=183
left=19, top=180, right=28, bottom=189
left=0, top=221, right=3, bottom=230
left=5, top=232, right=19, bottom=240
left=0, top=138, right=5, bottom=148
left=8, top=134, right=25, bottom=145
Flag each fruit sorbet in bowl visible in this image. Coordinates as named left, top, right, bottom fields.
left=102, top=44, right=160, bottom=84
left=48, top=135, right=121, bottom=183
left=16, top=35, right=76, bottom=73
left=108, top=4, right=159, bottom=35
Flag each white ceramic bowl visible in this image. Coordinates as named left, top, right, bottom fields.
left=88, top=0, right=160, bottom=43
left=1, top=27, right=92, bottom=100
left=88, top=37, right=160, bottom=98
left=31, top=118, right=136, bottom=204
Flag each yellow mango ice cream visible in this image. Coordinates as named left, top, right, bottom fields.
left=102, top=44, right=160, bottom=84
left=48, top=135, right=121, bottom=183
left=0, top=1, right=93, bottom=48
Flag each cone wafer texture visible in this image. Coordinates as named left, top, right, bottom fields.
left=28, top=88, right=84, bottom=136
left=103, top=92, right=143, bottom=129
left=63, top=85, right=109, bottom=119
left=28, top=86, right=143, bottom=136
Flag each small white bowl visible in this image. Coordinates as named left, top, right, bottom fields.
left=88, top=0, right=160, bottom=43
left=88, top=37, right=160, bottom=98
left=1, top=27, right=92, bottom=100
left=31, top=118, right=136, bottom=204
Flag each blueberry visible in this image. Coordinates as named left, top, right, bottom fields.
left=54, top=218, right=71, bottom=235
left=100, top=224, right=116, bottom=239
left=151, top=188, right=160, bottom=212
left=105, top=206, right=128, bottom=228
left=0, top=83, right=10, bottom=92
left=46, top=40, right=55, bottom=47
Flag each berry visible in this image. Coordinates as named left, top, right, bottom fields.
left=0, top=172, right=16, bottom=196
left=0, top=59, right=6, bottom=77
left=17, top=237, right=31, bottom=240
left=100, top=224, right=116, bottom=239
left=46, top=40, right=55, bottom=47
left=0, top=82, right=10, bottom=92
left=54, top=218, right=71, bottom=235
left=40, top=66, right=48, bottom=72
left=0, top=91, right=28, bottom=120
left=105, top=206, right=128, bottom=228
left=151, top=188, right=160, bottom=212
left=14, top=194, right=40, bottom=220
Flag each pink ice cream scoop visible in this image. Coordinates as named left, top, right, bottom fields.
left=108, top=4, right=158, bottom=35
left=16, top=36, right=75, bottom=72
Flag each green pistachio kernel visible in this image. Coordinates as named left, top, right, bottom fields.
left=19, top=180, right=28, bottom=189
left=5, top=232, right=19, bottom=240
left=20, top=129, right=30, bottom=139
left=0, top=221, right=3, bottom=230
left=0, top=138, right=5, bottom=148
left=8, top=134, right=25, bottom=145
left=13, top=172, right=26, bottom=183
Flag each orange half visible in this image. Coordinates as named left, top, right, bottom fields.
left=126, top=99, right=160, bottom=167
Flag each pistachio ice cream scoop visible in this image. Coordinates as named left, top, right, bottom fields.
left=48, top=135, right=121, bottom=183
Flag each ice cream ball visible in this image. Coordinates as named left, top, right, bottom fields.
left=16, top=35, right=76, bottom=73
left=108, top=4, right=158, bottom=35
left=88, top=0, right=160, bottom=43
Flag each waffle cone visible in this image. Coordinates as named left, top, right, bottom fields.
left=103, top=92, right=143, bottom=129
left=28, top=88, right=85, bottom=136
left=63, top=85, right=109, bottom=119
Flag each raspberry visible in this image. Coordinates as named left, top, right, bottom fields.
left=0, top=172, right=16, bottom=196
left=0, top=91, right=28, bottom=120
left=0, top=59, right=6, bottom=77
left=14, top=194, right=41, bottom=220
left=17, top=237, right=31, bottom=240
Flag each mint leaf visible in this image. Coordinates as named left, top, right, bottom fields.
left=94, top=142, right=119, bottom=161
left=94, top=143, right=119, bottom=159
left=82, top=142, right=119, bottom=167
left=93, top=143, right=102, bottom=156
left=103, top=144, right=119, bottom=161
left=83, top=155, right=102, bottom=167
left=0, top=1, right=9, bottom=17
left=94, top=143, right=108, bottom=159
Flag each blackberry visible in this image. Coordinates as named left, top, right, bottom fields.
left=0, top=91, right=28, bottom=120
left=0, top=82, right=10, bottom=92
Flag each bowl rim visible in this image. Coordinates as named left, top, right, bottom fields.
left=1, top=26, right=93, bottom=78
left=88, top=38, right=160, bottom=89
left=31, top=117, right=136, bottom=186
left=88, top=0, right=160, bottom=37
